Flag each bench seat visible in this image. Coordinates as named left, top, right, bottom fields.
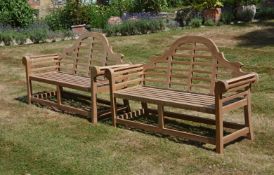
left=30, top=72, right=109, bottom=91
left=115, top=86, right=215, bottom=113
left=115, top=86, right=245, bottom=114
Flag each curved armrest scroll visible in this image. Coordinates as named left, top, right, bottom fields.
left=215, top=73, right=258, bottom=93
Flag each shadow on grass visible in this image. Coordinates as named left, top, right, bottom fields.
left=110, top=114, right=246, bottom=152
left=236, top=21, right=274, bottom=48
left=15, top=95, right=246, bottom=153
left=15, top=94, right=112, bottom=123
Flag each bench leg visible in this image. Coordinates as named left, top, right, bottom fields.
left=244, top=92, right=254, bottom=140
left=91, top=85, right=98, bottom=124
left=158, top=105, right=164, bottom=129
left=27, top=79, right=32, bottom=104
left=111, top=97, right=117, bottom=127
left=215, top=92, right=224, bottom=154
left=56, top=86, right=62, bottom=106
left=216, top=111, right=224, bottom=154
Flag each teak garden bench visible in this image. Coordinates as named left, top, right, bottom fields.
left=22, top=32, right=128, bottom=123
left=105, top=36, right=258, bottom=153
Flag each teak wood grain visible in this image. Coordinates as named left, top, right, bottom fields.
left=105, top=35, right=258, bottom=154
left=23, top=32, right=129, bottom=123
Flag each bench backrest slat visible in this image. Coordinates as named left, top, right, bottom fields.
left=144, top=36, right=245, bottom=95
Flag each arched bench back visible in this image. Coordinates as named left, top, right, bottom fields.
left=144, top=36, right=245, bottom=95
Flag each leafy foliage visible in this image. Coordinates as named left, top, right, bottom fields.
left=0, top=0, right=34, bottom=27
left=62, top=0, right=90, bottom=26
left=131, top=0, right=168, bottom=13
left=110, top=0, right=134, bottom=16
left=175, top=7, right=201, bottom=27
left=222, top=0, right=261, bottom=6
left=166, top=0, right=185, bottom=7
left=204, top=19, right=216, bottom=26
left=191, top=0, right=223, bottom=10
left=87, top=5, right=120, bottom=29
left=221, top=11, right=235, bottom=24
left=238, top=0, right=261, bottom=5
left=45, top=10, right=67, bottom=31
left=257, top=7, right=274, bottom=20
left=189, top=18, right=203, bottom=27
left=45, top=3, right=120, bottom=30
left=0, top=32, right=13, bottom=46
left=13, top=32, right=28, bottom=45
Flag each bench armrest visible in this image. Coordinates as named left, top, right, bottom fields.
left=105, top=64, right=144, bottom=91
left=215, top=73, right=258, bottom=94
left=22, top=54, right=61, bottom=75
left=90, top=64, right=131, bottom=78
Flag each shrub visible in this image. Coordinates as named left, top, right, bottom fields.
left=45, top=3, right=91, bottom=30
left=0, top=21, right=73, bottom=46
left=105, top=19, right=165, bottom=36
left=45, top=0, right=91, bottom=30
left=222, top=0, right=261, bottom=6
left=63, top=0, right=90, bottom=26
left=175, top=7, right=201, bottom=27
left=166, top=19, right=180, bottom=29
left=191, top=0, right=223, bottom=10
left=63, top=30, right=74, bottom=39
left=189, top=18, right=202, bottom=28
left=110, top=0, right=134, bottom=16
left=131, top=0, right=168, bottom=13
left=204, top=19, right=215, bottom=26
left=87, top=5, right=120, bottom=29
left=166, top=0, right=184, bottom=7
left=26, top=22, right=50, bottom=43
left=97, top=0, right=110, bottom=5
left=0, top=0, right=34, bottom=27
left=45, top=10, right=67, bottom=31
left=13, top=32, right=28, bottom=45
left=257, top=7, right=274, bottom=20
left=221, top=11, right=235, bottom=24
left=0, top=32, right=13, bottom=46
left=239, top=0, right=261, bottom=5
left=28, top=30, right=48, bottom=44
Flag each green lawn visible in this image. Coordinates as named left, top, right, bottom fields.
left=1, top=22, right=274, bottom=175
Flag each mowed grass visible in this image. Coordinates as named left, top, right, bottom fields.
left=1, top=21, right=274, bottom=174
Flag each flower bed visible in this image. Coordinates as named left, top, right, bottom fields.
left=0, top=23, right=74, bottom=46
left=105, top=18, right=166, bottom=36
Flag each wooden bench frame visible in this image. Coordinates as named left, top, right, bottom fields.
left=22, top=32, right=129, bottom=123
left=104, top=36, right=258, bottom=153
